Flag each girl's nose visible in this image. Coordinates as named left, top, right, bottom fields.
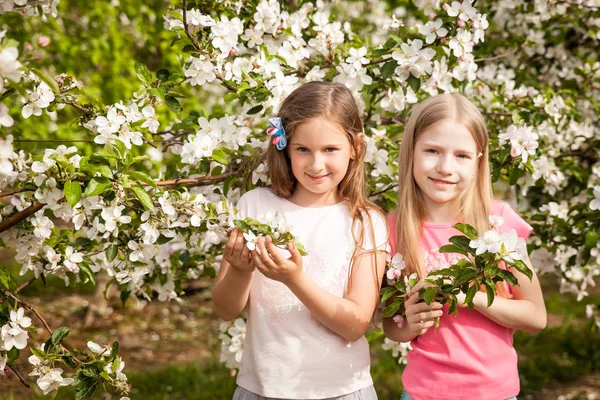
left=309, top=153, right=325, bottom=172
left=436, top=155, right=453, bottom=175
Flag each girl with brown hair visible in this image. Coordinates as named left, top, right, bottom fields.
left=213, top=81, right=388, bottom=400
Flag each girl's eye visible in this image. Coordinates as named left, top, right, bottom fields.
left=324, top=148, right=338, bottom=153
left=297, top=147, right=308, bottom=152
left=456, top=154, right=471, bottom=159
left=425, top=149, right=439, bottom=154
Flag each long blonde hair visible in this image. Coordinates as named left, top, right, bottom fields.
left=396, top=94, right=492, bottom=280
left=266, top=81, right=384, bottom=280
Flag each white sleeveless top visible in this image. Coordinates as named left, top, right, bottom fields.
left=235, top=188, right=388, bottom=399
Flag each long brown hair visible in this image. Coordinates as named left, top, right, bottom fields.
left=266, top=81, right=385, bottom=280
left=396, top=94, right=492, bottom=280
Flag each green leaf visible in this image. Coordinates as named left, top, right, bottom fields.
left=156, top=68, right=171, bottom=82
left=453, top=223, right=479, bottom=240
left=84, top=177, right=113, bottom=198
left=585, top=230, right=599, bottom=250
left=464, top=284, right=478, bottom=308
left=120, top=290, right=130, bottom=307
left=0, top=266, right=16, bottom=290
left=182, top=44, right=197, bottom=53
left=380, top=60, right=398, bottom=80
left=448, top=235, right=472, bottom=253
left=128, top=171, right=157, bottom=189
left=135, top=62, right=152, bottom=83
left=294, top=241, right=308, bottom=256
left=79, top=263, right=97, bottom=286
left=484, top=282, right=495, bottom=307
left=423, top=287, right=438, bottom=305
left=509, top=166, right=524, bottom=185
left=30, top=347, right=47, bottom=359
left=382, top=299, right=402, bottom=318
left=7, top=347, right=20, bottom=362
left=166, top=95, right=182, bottom=113
left=438, top=244, right=468, bottom=257
left=51, top=327, right=70, bottom=346
left=106, top=244, right=118, bottom=262
left=211, top=148, right=230, bottom=165
left=247, top=105, right=263, bottom=115
left=131, top=186, right=155, bottom=211
left=407, top=75, right=421, bottom=92
left=64, top=180, right=82, bottom=207
left=497, top=269, right=519, bottom=286
left=511, top=259, right=533, bottom=281
left=380, top=286, right=398, bottom=303
left=455, top=268, right=478, bottom=285
left=224, top=92, right=237, bottom=103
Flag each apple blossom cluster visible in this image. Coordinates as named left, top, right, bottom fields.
left=381, top=218, right=532, bottom=325
left=0, top=0, right=59, bottom=17
left=218, top=318, right=246, bottom=370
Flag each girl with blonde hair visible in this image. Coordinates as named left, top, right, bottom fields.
left=384, top=94, right=546, bottom=400
left=213, top=81, right=388, bottom=400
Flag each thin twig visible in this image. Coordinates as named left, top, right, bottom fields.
left=62, top=100, right=94, bottom=117
left=0, top=188, right=32, bottom=198
left=0, top=288, right=52, bottom=336
left=17, top=276, right=37, bottom=293
left=155, top=171, right=240, bottom=187
left=6, top=363, right=31, bottom=389
left=13, top=139, right=97, bottom=143
left=370, top=183, right=398, bottom=197
left=182, top=0, right=201, bottom=51
left=474, top=46, right=522, bottom=63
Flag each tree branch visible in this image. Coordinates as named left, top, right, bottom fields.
left=6, top=363, right=31, bottom=389
left=155, top=171, right=239, bottom=187
left=182, top=0, right=201, bottom=52
left=0, top=202, right=44, bottom=234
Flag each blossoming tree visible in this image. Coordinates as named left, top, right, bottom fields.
left=0, top=0, right=599, bottom=397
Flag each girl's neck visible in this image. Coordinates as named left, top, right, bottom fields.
left=423, top=200, right=461, bottom=225
left=287, top=185, right=343, bottom=208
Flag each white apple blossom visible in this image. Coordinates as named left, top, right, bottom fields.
left=37, top=368, right=74, bottom=395
left=382, top=338, right=412, bottom=365
left=590, top=187, right=600, bottom=211
left=32, top=213, right=54, bottom=239
left=419, top=19, right=448, bottom=44
left=1, top=322, right=28, bottom=350
left=63, top=246, right=83, bottom=273
left=210, top=15, right=244, bottom=56
left=392, top=39, right=436, bottom=81
left=499, top=230, right=528, bottom=263
left=380, top=86, right=417, bottom=112
left=10, top=308, right=32, bottom=329
left=446, top=0, right=477, bottom=22
left=0, top=46, right=22, bottom=92
left=94, top=107, right=126, bottom=137
left=184, top=56, right=217, bottom=86
left=243, top=230, right=259, bottom=251
left=0, top=103, right=14, bottom=127
left=448, top=29, right=474, bottom=58
left=469, top=229, right=502, bottom=255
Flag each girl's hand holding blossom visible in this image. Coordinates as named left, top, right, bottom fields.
left=252, top=235, right=304, bottom=286
left=223, top=228, right=254, bottom=274
left=404, top=281, right=444, bottom=336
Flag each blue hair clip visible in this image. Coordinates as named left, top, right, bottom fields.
left=266, top=117, right=287, bottom=151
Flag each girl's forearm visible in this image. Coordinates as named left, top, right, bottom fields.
left=472, top=292, right=547, bottom=333
left=382, top=317, right=418, bottom=343
left=212, top=267, right=253, bottom=321
left=286, top=272, right=376, bottom=343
